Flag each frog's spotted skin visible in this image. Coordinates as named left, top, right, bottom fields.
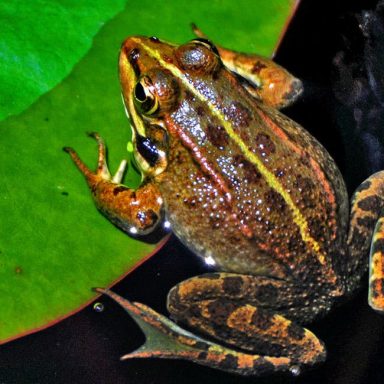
left=346, top=172, right=384, bottom=308
left=369, top=217, right=384, bottom=311
left=66, top=29, right=384, bottom=376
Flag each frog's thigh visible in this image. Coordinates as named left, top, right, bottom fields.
left=167, top=273, right=326, bottom=366
left=168, top=272, right=315, bottom=321
left=369, top=216, right=384, bottom=312
left=347, top=171, right=384, bottom=301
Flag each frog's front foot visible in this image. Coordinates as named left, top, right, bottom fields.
left=64, top=133, right=163, bottom=235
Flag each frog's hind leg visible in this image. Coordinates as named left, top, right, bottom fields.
left=167, top=273, right=326, bottom=372
left=368, top=217, right=384, bottom=312
left=347, top=171, right=384, bottom=310
left=96, top=286, right=323, bottom=376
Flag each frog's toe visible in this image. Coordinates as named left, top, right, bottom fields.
left=65, top=132, right=131, bottom=185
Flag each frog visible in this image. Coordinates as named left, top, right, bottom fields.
left=64, top=25, right=384, bottom=376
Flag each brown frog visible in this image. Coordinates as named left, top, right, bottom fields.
left=64, top=27, right=384, bottom=376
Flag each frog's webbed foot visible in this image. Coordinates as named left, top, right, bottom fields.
left=96, top=278, right=326, bottom=376
left=191, top=24, right=303, bottom=109
left=64, top=133, right=163, bottom=235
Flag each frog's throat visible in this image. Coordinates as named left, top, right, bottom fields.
left=134, top=38, right=327, bottom=266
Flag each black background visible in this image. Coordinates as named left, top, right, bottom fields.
left=2, top=0, right=384, bottom=383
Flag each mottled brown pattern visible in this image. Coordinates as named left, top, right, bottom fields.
left=264, top=190, right=287, bottom=211
left=196, top=106, right=204, bottom=116
left=205, top=124, right=229, bottom=149
left=372, top=238, right=384, bottom=254
left=224, top=102, right=252, bottom=128
left=357, top=195, right=381, bottom=212
left=250, top=309, right=274, bottom=331
left=207, top=300, right=238, bottom=325
left=255, top=133, right=276, bottom=156
left=255, top=284, right=279, bottom=303
left=370, top=279, right=381, bottom=298
left=357, top=216, right=376, bottom=230
left=113, top=186, right=130, bottom=196
left=294, top=175, right=315, bottom=192
left=251, top=61, right=267, bottom=74
left=219, top=354, right=239, bottom=370
left=222, top=276, right=244, bottom=295
left=232, top=155, right=262, bottom=183
left=252, top=357, right=276, bottom=373
left=286, top=323, right=305, bottom=341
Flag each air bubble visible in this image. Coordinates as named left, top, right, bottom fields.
left=289, top=365, right=301, bottom=376
left=93, top=302, right=104, bottom=312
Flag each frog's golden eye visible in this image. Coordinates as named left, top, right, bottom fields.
left=176, top=40, right=221, bottom=74
left=135, top=70, right=179, bottom=116
left=134, top=76, right=159, bottom=116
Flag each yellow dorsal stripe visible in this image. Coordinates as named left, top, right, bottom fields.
left=136, top=40, right=326, bottom=265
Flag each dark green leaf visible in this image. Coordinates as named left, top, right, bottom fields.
left=0, top=0, right=127, bottom=121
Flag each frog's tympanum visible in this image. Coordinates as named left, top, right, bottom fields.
left=64, top=26, right=384, bottom=376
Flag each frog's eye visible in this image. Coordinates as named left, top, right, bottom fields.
left=176, top=40, right=221, bottom=74
left=135, top=70, right=179, bottom=116
left=134, top=76, right=159, bottom=116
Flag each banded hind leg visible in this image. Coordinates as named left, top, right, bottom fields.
left=166, top=273, right=326, bottom=374
left=97, top=273, right=326, bottom=376
left=347, top=171, right=384, bottom=311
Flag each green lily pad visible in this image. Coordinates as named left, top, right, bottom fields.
left=0, top=0, right=128, bottom=122
left=0, top=0, right=298, bottom=343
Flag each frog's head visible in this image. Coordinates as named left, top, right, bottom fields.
left=119, top=36, right=223, bottom=178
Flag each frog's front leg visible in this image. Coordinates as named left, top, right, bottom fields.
left=64, top=133, right=163, bottom=235
left=192, top=24, right=303, bottom=109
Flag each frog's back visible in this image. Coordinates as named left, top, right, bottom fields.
left=157, top=58, right=348, bottom=286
